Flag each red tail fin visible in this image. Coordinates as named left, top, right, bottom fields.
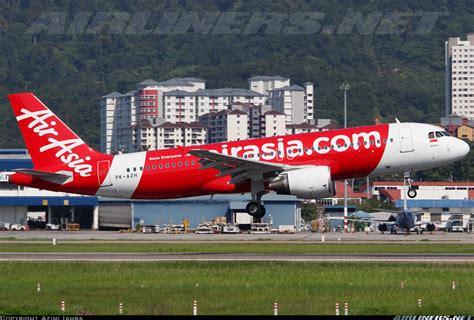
left=8, top=92, right=99, bottom=177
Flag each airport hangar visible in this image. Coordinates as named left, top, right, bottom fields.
left=0, top=150, right=302, bottom=230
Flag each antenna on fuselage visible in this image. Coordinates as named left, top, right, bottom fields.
left=395, top=118, right=401, bottom=123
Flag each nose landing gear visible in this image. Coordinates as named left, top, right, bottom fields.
left=404, top=171, right=417, bottom=198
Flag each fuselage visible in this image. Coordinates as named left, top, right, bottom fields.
left=10, top=122, right=469, bottom=199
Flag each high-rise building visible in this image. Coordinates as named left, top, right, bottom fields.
left=269, top=85, right=306, bottom=124
left=446, top=34, right=474, bottom=118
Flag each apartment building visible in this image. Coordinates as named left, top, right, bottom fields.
left=446, top=34, right=474, bottom=118
left=269, top=82, right=315, bottom=124
left=131, top=119, right=207, bottom=151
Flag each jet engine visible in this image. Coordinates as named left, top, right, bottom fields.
left=425, top=223, right=436, bottom=232
left=268, top=166, right=335, bottom=199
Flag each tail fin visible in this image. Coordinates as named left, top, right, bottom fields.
left=8, top=92, right=99, bottom=177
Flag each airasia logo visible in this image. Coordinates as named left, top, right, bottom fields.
left=16, top=109, right=92, bottom=177
left=214, top=131, right=382, bottom=160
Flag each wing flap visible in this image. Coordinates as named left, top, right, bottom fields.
left=188, top=149, right=287, bottom=185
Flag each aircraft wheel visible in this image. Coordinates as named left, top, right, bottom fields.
left=407, top=189, right=417, bottom=198
left=246, top=201, right=266, bottom=218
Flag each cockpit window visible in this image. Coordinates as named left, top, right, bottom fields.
left=435, top=131, right=443, bottom=138
left=442, top=131, right=450, bottom=136
left=428, top=132, right=435, bottom=139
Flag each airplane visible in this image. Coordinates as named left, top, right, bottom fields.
left=5, top=92, right=471, bottom=219
left=374, top=208, right=435, bottom=235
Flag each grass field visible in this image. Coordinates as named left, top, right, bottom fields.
left=0, top=243, right=474, bottom=254
left=0, top=261, right=473, bottom=315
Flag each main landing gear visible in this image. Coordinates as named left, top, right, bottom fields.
left=245, top=180, right=268, bottom=219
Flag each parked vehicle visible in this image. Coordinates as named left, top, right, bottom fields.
left=10, top=224, right=26, bottom=231
left=446, top=220, right=465, bottom=232
left=195, top=224, right=213, bottom=234
left=143, top=224, right=160, bottom=233
left=222, top=224, right=240, bottom=234
left=45, top=223, right=61, bottom=230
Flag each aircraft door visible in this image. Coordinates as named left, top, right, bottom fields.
left=398, top=124, right=414, bottom=153
left=97, top=160, right=113, bottom=186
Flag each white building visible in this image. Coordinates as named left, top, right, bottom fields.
left=269, top=85, right=306, bottom=124
left=262, top=110, right=287, bottom=137
left=99, top=91, right=122, bottom=154
left=132, top=119, right=207, bottom=151
left=247, top=75, right=290, bottom=97
left=200, top=109, right=249, bottom=143
left=446, top=34, right=474, bottom=118
left=163, top=88, right=265, bottom=124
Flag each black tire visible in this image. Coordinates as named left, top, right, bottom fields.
left=407, top=189, right=417, bottom=198
left=246, top=202, right=266, bottom=218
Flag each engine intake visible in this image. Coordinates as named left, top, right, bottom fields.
left=268, top=166, right=335, bottom=198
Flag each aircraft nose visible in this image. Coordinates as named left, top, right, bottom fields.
left=455, top=138, right=470, bottom=160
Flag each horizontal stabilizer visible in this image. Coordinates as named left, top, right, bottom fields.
left=13, top=168, right=73, bottom=185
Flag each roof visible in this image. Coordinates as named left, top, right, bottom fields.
left=123, top=90, right=137, bottom=96
left=197, top=88, right=265, bottom=97
left=271, top=85, right=305, bottom=92
left=332, top=180, right=368, bottom=199
left=157, top=121, right=207, bottom=129
left=227, top=109, right=247, bottom=115
left=137, top=79, right=160, bottom=86
left=157, top=78, right=196, bottom=86
left=264, top=110, right=286, bottom=116
left=101, top=91, right=122, bottom=98
left=373, top=181, right=474, bottom=187
left=0, top=196, right=97, bottom=206
left=247, top=75, right=289, bottom=81
left=163, top=89, right=197, bottom=97
left=164, top=88, right=265, bottom=97
left=395, top=199, right=474, bottom=208
left=286, top=122, right=319, bottom=129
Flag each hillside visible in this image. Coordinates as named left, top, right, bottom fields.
left=0, top=1, right=472, bottom=171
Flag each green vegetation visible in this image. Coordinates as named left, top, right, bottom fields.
left=0, top=243, right=474, bottom=254
left=0, top=1, right=473, bottom=180
left=0, top=261, right=472, bottom=315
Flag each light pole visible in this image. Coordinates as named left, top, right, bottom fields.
left=340, top=83, right=351, bottom=233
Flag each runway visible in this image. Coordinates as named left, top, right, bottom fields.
left=1, top=252, right=473, bottom=263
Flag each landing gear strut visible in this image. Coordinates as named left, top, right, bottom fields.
left=245, top=180, right=268, bottom=219
left=404, top=171, right=417, bottom=199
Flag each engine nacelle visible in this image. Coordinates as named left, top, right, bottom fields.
left=268, top=166, right=335, bottom=198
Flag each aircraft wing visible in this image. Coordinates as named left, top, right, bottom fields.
left=13, top=168, right=73, bottom=184
left=188, top=149, right=291, bottom=185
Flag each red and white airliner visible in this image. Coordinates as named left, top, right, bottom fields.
left=6, top=93, right=470, bottom=218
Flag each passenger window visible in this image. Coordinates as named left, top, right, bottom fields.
left=436, top=132, right=443, bottom=138
left=152, top=165, right=156, bottom=170
left=139, top=166, right=143, bottom=171
left=165, top=163, right=169, bottom=168
left=127, top=168, right=130, bottom=173
left=159, top=164, right=163, bottom=169
left=178, top=162, right=182, bottom=167
left=185, top=161, right=189, bottom=166
left=428, top=132, right=435, bottom=139
left=146, top=166, right=150, bottom=171
left=192, top=160, right=196, bottom=165
left=172, top=163, right=176, bottom=168
left=133, top=167, right=136, bottom=172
